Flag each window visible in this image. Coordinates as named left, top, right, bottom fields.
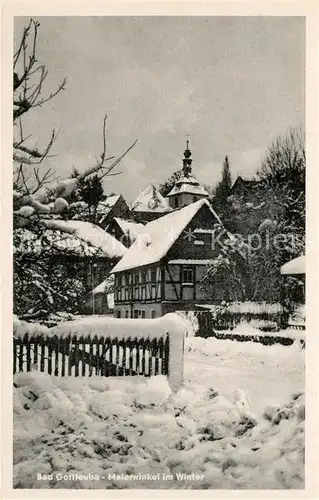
left=125, top=310, right=129, bottom=318
left=135, top=272, right=139, bottom=284
left=116, top=310, right=121, bottom=318
left=151, top=310, right=156, bottom=318
left=182, top=266, right=194, bottom=284
left=174, top=197, right=179, bottom=208
left=141, top=310, right=146, bottom=319
left=141, top=270, right=147, bottom=283
left=193, top=196, right=197, bottom=203
left=133, top=310, right=139, bottom=319
left=141, top=285, right=146, bottom=300
left=151, top=268, right=157, bottom=282
left=151, top=284, right=156, bottom=299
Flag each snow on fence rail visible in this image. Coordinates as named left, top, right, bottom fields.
left=13, top=314, right=186, bottom=391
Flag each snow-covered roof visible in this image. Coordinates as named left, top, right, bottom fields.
left=112, top=199, right=221, bottom=273
left=280, top=255, right=305, bottom=275
left=98, top=195, right=126, bottom=224
left=131, top=185, right=172, bottom=213
left=92, top=274, right=115, bottom=295
left=112, top=218, right=145, bottom=242
left=14, top=220, right=126, bottom=259
left=167, top=174, right=208, bottom=197
left=49, top=220, right=126, bottom=259
left=103, top=194, right=121, bottom=208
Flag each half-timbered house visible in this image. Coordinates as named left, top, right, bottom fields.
left=111, top=199, right=224, bottom=318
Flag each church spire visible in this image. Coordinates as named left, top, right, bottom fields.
left=182, top=138, right=192, bottom=177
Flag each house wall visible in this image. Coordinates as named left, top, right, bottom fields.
left=169, top=192, right=207, bottom=209
left=114, top=302, right=163, bottom=319
left=113, top=204, right=221, bottom=316
left=85, top=293, right=113, bottom=315
left=164, top=263, right=211, bottom=303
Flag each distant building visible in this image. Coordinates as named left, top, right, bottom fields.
left=87, top=274, right=115, bottom=315
left=112, top=199, right=224, bottom=319
left=230, top=176, right=261, bottom=201
left=105, top=217, right=145, bottom=248
left=97, top=194, right=131, bottom=228
left=166, top=141, right=208, bottom=209
left=280, top=254, right=305, bottom=304
left=70, top=194, right=131, bottom=228
left=131, top=184, right=172, bottom=223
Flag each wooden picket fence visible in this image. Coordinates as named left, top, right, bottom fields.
left=13, top=334, right=170, bottom=378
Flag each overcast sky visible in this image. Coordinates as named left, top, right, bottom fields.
left=14, top=16, right=305, bottom=203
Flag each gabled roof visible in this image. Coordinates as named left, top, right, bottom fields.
left=98, top=194, right=128, bottom=224
left=131, top=185, right=172, bottom=213
left=112, top=199, right=222, bottom=273
left=231, top=176, right=261, bottom=191
left=112, top=217, right=145, bottom=242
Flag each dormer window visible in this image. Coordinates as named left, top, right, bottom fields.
left=174, top=197, right=179, bottom=208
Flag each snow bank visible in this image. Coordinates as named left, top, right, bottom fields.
left=46, top=313, right=186, bottom=340
left=13, top=370, right=304, bottom=489
left=13, top=316, right=50, bottom=338
left=174, top=311, right=199, bottom=337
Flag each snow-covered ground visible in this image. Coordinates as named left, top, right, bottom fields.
left=185, top=336, right=304, bottom=416
left=13, top=334, right=304, bottom=490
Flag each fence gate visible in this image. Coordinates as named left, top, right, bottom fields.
left=194, top=310, right=213, bottom=338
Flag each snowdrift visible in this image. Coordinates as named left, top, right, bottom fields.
left=14, top=370, right=304, bottom=490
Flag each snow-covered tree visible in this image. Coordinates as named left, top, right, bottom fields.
left=159, top=169, right=183, bottom=197
left=211, top=156, right=232, bottom=215
left=13, top=18, right=136, bottom=319
left=202, top=129, right=305, bottom=303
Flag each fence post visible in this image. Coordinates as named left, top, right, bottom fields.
left=167, top=330, right=184, bottom=392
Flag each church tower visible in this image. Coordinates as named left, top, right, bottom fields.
left=167, top=140, right=209, bottom=209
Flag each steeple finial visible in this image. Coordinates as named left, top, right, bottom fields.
left=182, top=136, right=192, bottom=176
